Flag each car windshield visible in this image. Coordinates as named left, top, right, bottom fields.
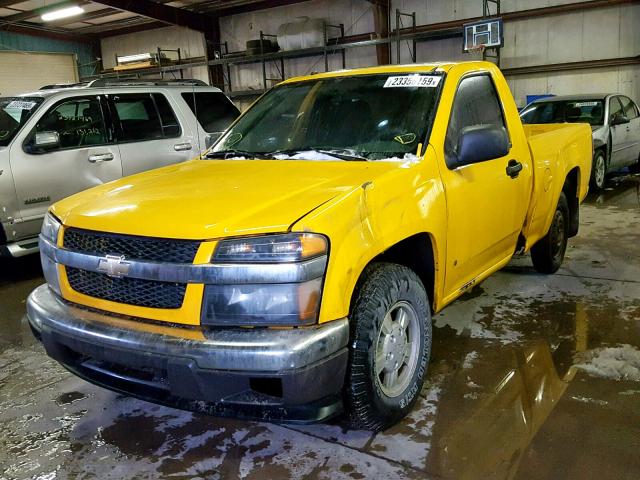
left=209, top=73, right=443, bottom=161
left=520, top=99, right=605, bottom=126
left=0, top=97, right=44, bottom=147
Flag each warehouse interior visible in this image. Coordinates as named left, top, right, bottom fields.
left=1, top=0, right=639, bottom=478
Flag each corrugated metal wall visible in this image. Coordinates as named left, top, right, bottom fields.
left=0, top=30, right=96, bottom=78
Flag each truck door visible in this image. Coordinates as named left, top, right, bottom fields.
left=439, top=73, right=532, bottom=296
left=107, top=92, right=196, bottom=177
left=9, top=95, right=122, bottom=239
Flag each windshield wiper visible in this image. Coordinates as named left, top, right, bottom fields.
left=272, top=148, right=368, bottom=161
left=205, top=149, right=275, bottom=159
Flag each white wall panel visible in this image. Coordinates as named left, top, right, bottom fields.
left=0, top=52, right=77, bottom=95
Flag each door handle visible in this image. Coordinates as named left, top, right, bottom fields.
left=506, top=159, right=523, bottom=179
left=174, top=142, right=193, bottom=152
left=88, top=153, right=114, bottom=163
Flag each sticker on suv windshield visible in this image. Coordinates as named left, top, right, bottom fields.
left=572, top=102, right=598, bottom=107
left=6, top=100, right=37, bottom=110
left=384, top=75, right=441, bottom=88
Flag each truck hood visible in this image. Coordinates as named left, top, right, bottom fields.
left=52, top=159, right=400, bottom=240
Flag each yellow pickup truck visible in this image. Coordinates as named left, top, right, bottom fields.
left=27, top=61, right=592, bottom=431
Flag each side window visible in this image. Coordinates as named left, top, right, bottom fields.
left=27, top=96, right=107, bottom=153
left=111, top=93, right=180, bottom=142
left=445, top=75, right=507, bottom=163
left=619, top=96, right=639, bottom=120
left=153, top=93, right=181, bottom=137
left=609, top=97, right=623, bottom=121
left=181, top=92, right=240, bottom=133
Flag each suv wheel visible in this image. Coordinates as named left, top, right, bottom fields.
left=531, top=192, right=570, bottom=274
left=345, top=263, right=431, bottom=432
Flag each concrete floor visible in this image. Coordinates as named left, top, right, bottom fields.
left=1, top=173, right=639, bottom=480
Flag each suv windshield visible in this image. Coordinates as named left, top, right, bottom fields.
left=0, top=97, right=44, bottom=147
left=520, top=99, right=605, bottom=126
left=210, top=73, right=443, bottom=161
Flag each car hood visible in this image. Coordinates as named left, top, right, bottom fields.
left=52, top=158, right=401, bottom=240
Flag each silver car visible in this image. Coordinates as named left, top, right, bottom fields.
left=0, top=79, right=239, bottom=257
left=520, top=94, right=640, bottom=189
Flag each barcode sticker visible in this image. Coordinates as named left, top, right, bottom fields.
left=6, top=100, right=37, bottom=110
left=383, top=75, right=441, bottom=88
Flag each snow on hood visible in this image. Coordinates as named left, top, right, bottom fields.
left=271, top=150, right=421, bottom=164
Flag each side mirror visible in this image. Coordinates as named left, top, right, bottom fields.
left=610, top=113, right=630, bottom=126
left=34, top=131, right=60, bottom=149
left=205, top=132, right=222, bottom=150
left=452, top=125, right=509, bottom=168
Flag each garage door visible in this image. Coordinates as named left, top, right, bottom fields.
left=0, top=51, right=78, bottom=96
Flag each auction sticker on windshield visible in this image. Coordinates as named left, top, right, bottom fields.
left=384, top=75, right=441, bottom=88
left=6, top=100, right=37, bottom=110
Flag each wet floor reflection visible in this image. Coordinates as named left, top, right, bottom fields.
left=428, top=303, right=590, bottom=479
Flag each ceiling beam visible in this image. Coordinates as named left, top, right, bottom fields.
left=0, top=0, right=21, bottom=8
left=0, top=21, right=95, bottom=42
left=79, top=19, right=167, bottom=37
left=92, top=0, right=218, bottom=32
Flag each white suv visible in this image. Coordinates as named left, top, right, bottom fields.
left=0, top=79, right=239, bottom=257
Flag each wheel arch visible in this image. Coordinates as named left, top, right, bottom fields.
left=349, top=232, right=437, bottom=314
left=563, top=166, right=580, bottom=238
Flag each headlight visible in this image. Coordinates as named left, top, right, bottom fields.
left=40, top=212, right=62, bottom=296
left=202, top=233, right=328, bottom=326
left=41, top=212, right=61, bottom=244
left=214, top=233, right=327, bottom=263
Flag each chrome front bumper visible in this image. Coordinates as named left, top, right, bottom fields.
left=27, top=284, right=349, bottom=422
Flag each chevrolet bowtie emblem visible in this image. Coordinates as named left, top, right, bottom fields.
left=97, top=255, right=131, bottom=278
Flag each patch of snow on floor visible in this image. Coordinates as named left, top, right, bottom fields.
left=463, top=351, right=479, bottom=369
left=574, top=344, right=640, bottom=381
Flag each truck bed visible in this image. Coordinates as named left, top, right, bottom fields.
left=522, top=122, right=593, bottom=249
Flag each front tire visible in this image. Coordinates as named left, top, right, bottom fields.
left=531, top=192, right=570, bottom=274
left=345, top=263, right=431, bottom=432
left=590, top=150, right=607, bottom=190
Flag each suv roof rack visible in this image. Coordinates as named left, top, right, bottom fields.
left=86, top=78, right=209, bottom=88
left=40, top=82, right=90, bottom=90
left=38, top=79, right=209, bottom=90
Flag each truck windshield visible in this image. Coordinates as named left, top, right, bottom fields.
left=0, top=97, right=44, bottom=147
left=520, top=99, right=605, bottom=126
left=209, top=73, right=443, bottom=161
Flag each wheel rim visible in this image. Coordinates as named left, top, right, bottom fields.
left=374, top=301, right=420, bottom=398
left=549, top=209, right=566, bottom=262
left=595, top=154, right=605, bottom=187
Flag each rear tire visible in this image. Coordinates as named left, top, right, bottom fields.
left=345, top=262, right=431, bottom=432
left=531, top=192, right=570, bottom=274
left=590, top=150, right=606, bottom=190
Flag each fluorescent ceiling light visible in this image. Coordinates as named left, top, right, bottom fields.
left=118, top=53, right=154, bottom=64
left=41, top=6, right=84, bottom=22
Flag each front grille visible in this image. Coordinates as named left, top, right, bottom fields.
left=66, top=267, right=186, bottom=309
left=63, top=228, right=200, bottom=263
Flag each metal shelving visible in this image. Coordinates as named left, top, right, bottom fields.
left=88, top=9, right=469, bottom=97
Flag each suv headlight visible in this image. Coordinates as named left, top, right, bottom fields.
left=202, top=233, right=328, bottom=326
left=40, top=212, right=62, bottom=296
